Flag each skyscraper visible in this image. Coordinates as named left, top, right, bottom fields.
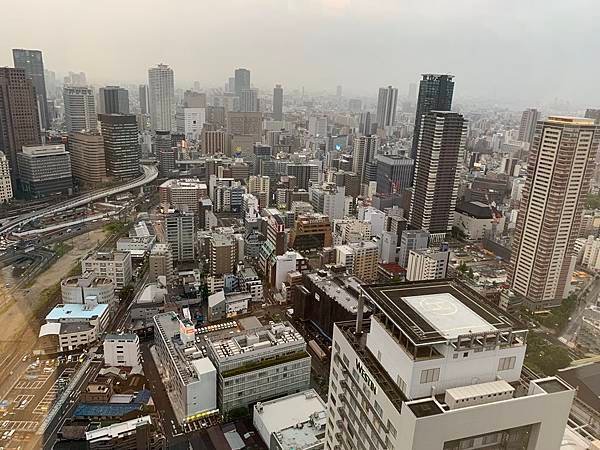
left=273, top=84, right=283, bottom=121
left=375, top=154, right=414, bottom=194
left=352, top=135, right=379, bottom=187
left=12, top=49, right=49, bottom=129
left=148, top=64, right=175, bottom=132
left=509, top=116, right=599, bottom=308
left=376, top=85, right=398, bottom=129
left=0, top=67, right=41, bottom=179
left=99, top=86, right=129, bottom=114
left=411, top=74, right=455, bottom=159
left=518, top=108, right=540, bottom=143
left=409, top=111, right=466, bottom=238
left=139, top=84, right=149, bottom=114
left=68, top=131, right=106, bottom=185
left=234, top=68, right=250, bottom=96
left=63, top=86, right=97, bottom=133
left=240, top=88, right=258, bottom=112
left=99, top=114, right=140, bottom=179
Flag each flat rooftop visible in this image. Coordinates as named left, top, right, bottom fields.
left=46, top=303, right=109, bottom=321
left=362, top=280, right=514, bottom=346
left=307, top=271, right=367, bottom=314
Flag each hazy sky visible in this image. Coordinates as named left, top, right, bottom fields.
left=1, top=0, right=599, bottom=107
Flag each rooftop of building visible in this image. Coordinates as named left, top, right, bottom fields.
left=210, top=232, right=235, bottom=247
left=85, top=415, right=152, bottom=441
left=456, top=201, right=494, bottom=219
left=362, top=279, right=519, bottom=346
left=547, top=116, right=596, bottom=126
left=558, top=361, right=600, bottom=412
left=105, top=333, right=138, bottom=342
left=159, top=178, right=207, bottom=190
left=61, top=273, right=113, bottom=288
left=306, top=271, right=368, bottom=314
left=83, top=251, right=129, bottom=262
left=46, top=303, right=109, bottom=322
left=60, top=322, right=94, bottom=334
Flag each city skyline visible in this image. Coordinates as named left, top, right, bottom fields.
left=1, top=1, right=599, bottom=106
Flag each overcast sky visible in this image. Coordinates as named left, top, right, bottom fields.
left=1, top=0, right=599, bottom=107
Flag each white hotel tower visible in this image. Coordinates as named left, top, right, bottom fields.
left=325, top=279, right=575, bottom=450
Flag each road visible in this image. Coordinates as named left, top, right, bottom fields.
left=562, top=276, right=600, bottom=342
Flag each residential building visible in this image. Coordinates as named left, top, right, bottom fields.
left=510, top=116, right=599, bottom=308
left=352, top=135, right=379, bottom=187
left=85, top=415, right=165, bottom=450
left=99, top=114, right=140, bottom=179
left=148, top=64, right=175, bottom=132
left=99, top=86, right=129, bottom=114
left=17, top=144, right=72, bottom=198
left=406, top=247, right=450, bottom=281
left=253, top=389, right=327, bottom=450
left=273, top=84, right=283, bottom=121
left=81, top=251, right=132, bottom=289
left=248, top=175, right=270, bottom=207
left=336, top=241, right=379, bottom=282
left=411, top=73, right=455, bottom=159
left=68, top=131, right=106, bottom=185
left=0, top=67, right=41, bottom=178
left=63, top=85, right=97, bottom=133
left=0, top=152, right=13, bottom=203
left=518, top=108, right=540, bottom=144
left=325, top=279, right=574, bottom=450
left=409, top=111, right=466, bottom=239
left=149, top=243, right=174, bottom=284
left=309, top=183, right=346, bottom=220
left=209, top=232, right=237, bottom=276
left=12, top=48, right=49, bottom=129
left=376, top=85, right=398, bottom=131
left=61, top=272, right=115, bottom=305
left=165, top=210, right=196, bottom=262
left=159, top=178, right=207, bottom=213
left=398, top=230, right=430, bottom=267
left=205, top=321, right=311, bottom=412
left=103, top=333, right=141, bottom=367
left=375, top=154, right=414, bottom=194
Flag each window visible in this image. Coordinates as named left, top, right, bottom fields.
left=387, top=420, right=397, bottom=438
left=420, top=368, right=440, bottom=384
left=374, top=400, right=383, bottom=417
left=498, top=356, right=516, bottom=371
left=396, top=375, right=406, bottom=393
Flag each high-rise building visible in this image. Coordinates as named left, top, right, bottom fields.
left=63, top=86, right=97, bottom=133
left=375, top=154, right=414, bottom=194
left=183, top=90, right=206, bottom=108
left=139, top=84, right=149, bottom=115
left=165, top=210, right=196, bottom=261
left=99, top=114, right=140, bottom=179
left=359, top=111, right=373, bottom=136
left=411, top=74, right=455, bottom=159
left=409, top=111, right=466, bottom=238
left=0, top=152, right=13, bottom=203
left=325, top=280, right=574, bottom=450
left=510, top=116, right=599, bottom=308
left=398, top=229, right=430, bottom=268
left=12, top=49, right=49, bottom=129
left=183, top=107, right=205, bottom=141
left=0, top=67, right=41, bottom=178
left=149, top=243, right=174, bottom=284
left=148, top=64, right=175, bottom=132
left=273, top=84, right=283, bottom=121
left=584, top=108, right=600, bottom=124
left=209, top=232, right=237, bottom=276
left=518, top=108, right=540, bottom=144
left=202, top=130, right=229, bottom=155
left=234, top=68, right=250, bottom=96
left=99, top=86, right=129, bottom=114
left=336, top=241, right=379, bottom=282
left=240, top=88, right=258, bottom=112
left=308, top=116, right=328, bottom=137
left=68, top=131, right=106, bottom=185
left=248, top=175, right=270, bottom=208
left=376, top=85, right=398, bottom=129
left=352, top=135, right=379, bottom=186
left=17, top=144, right=72, bottom=198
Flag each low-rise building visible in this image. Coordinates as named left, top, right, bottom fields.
left=116, top=235, right=156, bottom=259
left=149, top=243, right=174, bottom=284
left=61, top=272, right=115, bottom=305
left=253, top=389, right=327, bottom=450
left=85, top=415, right=165, bottom=450
left=335, top=241, right=379, bottom=283
left=207, top=291, right=250, bottom=321
left=104, top=333, right=141, bottom=367
left=454, top=201, right=504, bottom=241
left=82, top=251, right=132, bottom=290
left=406, top=247, right=450, bottom=281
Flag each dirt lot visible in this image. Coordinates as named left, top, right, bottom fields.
left=0, top=229, right=107, bottom=352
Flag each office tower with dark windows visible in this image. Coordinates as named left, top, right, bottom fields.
left=352, top=135, right=379, bottom=187
left=148, top=64, right=175, bottom=132
left=510, top=116, right=599, bottom=309
left=375, top=154, right=414, bottom=194
left=139, top=84, right=149, bottom=114
left=359, top=111, right=373, bottom=136
left=411, top=74, right=455, bottom=159
left=99, top=114, right=140, bottom=179
left=17, top=144, right=72, bottom=198
left=234, top=68, right=250, bottom=96
left=99, top=86, right=129, bottom=114
left=273, top=84, right=283, bottom=121
left=63, top=86, right=97, bottom=133
left=518, top=108, right=540, bottom=144
left=0, top=67, right=41, bottom=179
left=409, top=111, right=466, bottom=239
left=376, top=85, right=398, bottom=129
left=12, top=49, right=49, bottom=129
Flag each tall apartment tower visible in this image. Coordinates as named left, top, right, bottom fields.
left=0, top=67, right=41, bottom=179
left=518, top=108, right=540, bottom=144
left=411, top=74, right=455, bottom=159
left=99, top=114, right=140, bottom=179
left=273, top=84, right=283, bottom=121
left=234, top=68, right=250, bottom=96
left=12, top=49, right=49, bottom=129
left=99, top=86, right=129, bottom=114
left=510, top=116, right=599, bottom=308
left=165, top=210, right=196, bottom=262
left=148, top=64, right=175, bottom=132
left=376, top=85, right=398, bottom=129
left=409, top=111, right=466, bottom=239
left=63, top=86, right=97, bottom=133
left=352, top=135, right=379, bottom=187
left=139, top=84, right=149, bottom=114
left=0, top=152, right=13, bottom=203
left=149, top=243, right=174, bottom=284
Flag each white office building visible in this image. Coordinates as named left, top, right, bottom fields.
left=61, top=272, right=115, bottom=305
left=104, top=333, right=141, bottom=367
left=325, top=279, right=575, bottom=450
left=184, top=107, right=205, bottom=141
left=81, top=251, right=132, bottom=290
left=406, top=248, right=450, bottom=281
left=0, top=151, right=13, bottom=203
